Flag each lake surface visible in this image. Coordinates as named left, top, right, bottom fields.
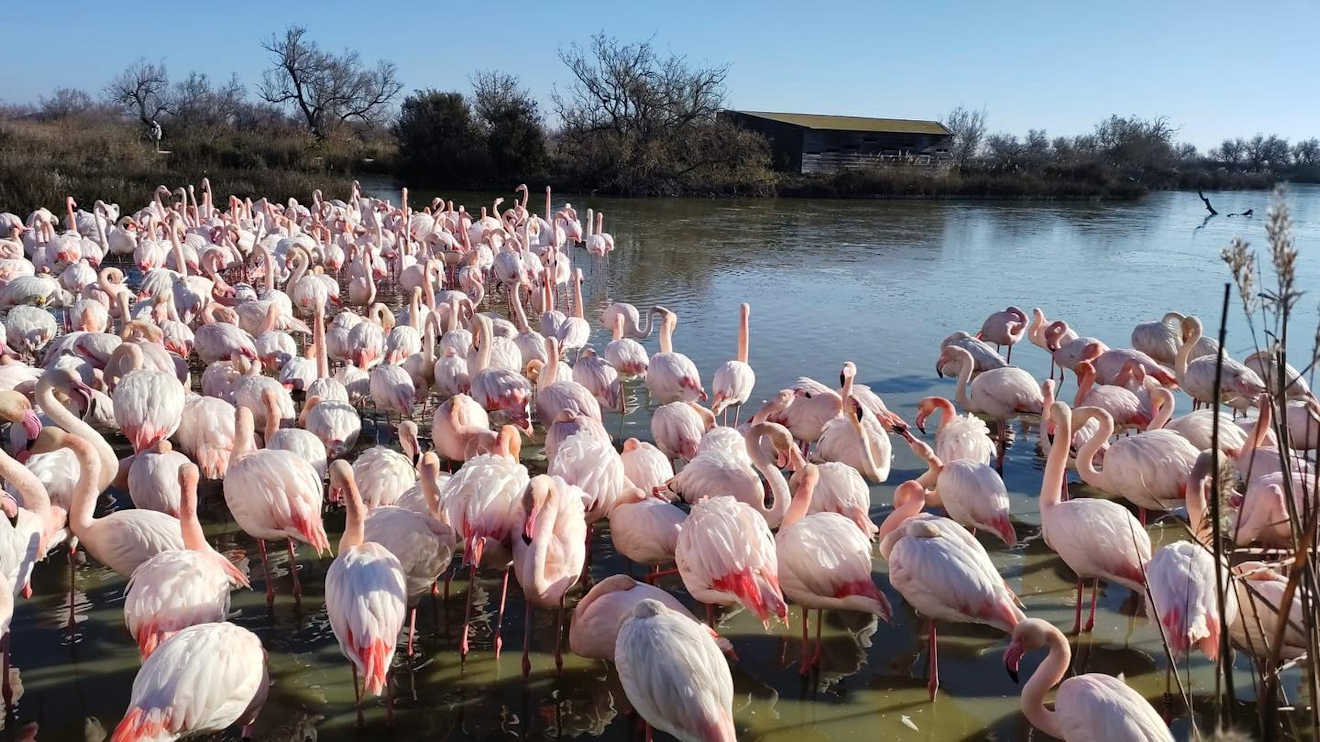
left=15, top=185, right=1320, bottom=741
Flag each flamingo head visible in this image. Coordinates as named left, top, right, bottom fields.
left=1004, top=618, right=1054, bottom=684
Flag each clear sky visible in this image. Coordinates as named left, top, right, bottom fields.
left=4, top=0, right=1316, bottom=151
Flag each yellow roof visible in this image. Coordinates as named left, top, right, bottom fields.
left=731, top=110, right=951, bottom=136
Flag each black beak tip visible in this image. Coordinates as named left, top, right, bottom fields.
left=1006, top=667, right=1019, bottom=684
left=916, top=423, right=927, bottom=435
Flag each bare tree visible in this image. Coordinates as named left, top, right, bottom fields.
left=171, top=72, right=245, bottom=128
left=105, top=59, right=171, bottom=128
left=554, top=33, right=744, bottom=193
left=1293, top=138, right=1320, bottom=167
left=942, top=105, right=987, bottom=169
left=38, top=88, right=95, bottom=120
left=258, top=26, right=402, bottom=139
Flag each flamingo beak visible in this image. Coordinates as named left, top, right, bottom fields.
left=1004, top=642, right=1024, bottom=684
left=21, top=410, right=41, bottom=441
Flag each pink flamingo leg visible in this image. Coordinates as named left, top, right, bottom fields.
left=521, top=601, right=533, bottom=678
left=1072, top=578, right=1084, bottom=634
left=927, top=619, right=940, bottom=701
left=258, top=539, right=275, bottom=604
left=286, top=539, right=302, bottom=601
left=799, top=606, right=810, bottom=674
left=554, top=598, right=565, bottom=674
left=493, top=568, right=510, bottom=659
left=407, top=607, right=417, bottom=657
left=811, top=609, right=823, bottom=668
left=1085, top=579, right=1099, bottom=632
left=352, top=663, right=364, bottom=727
left=2, top=632, right=11, bottom=709
left=460, top=563, right=477, bottom=665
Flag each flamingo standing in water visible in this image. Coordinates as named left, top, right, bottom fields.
left=710, top=303, right=754, bottom=424
left=223, top=406, right=329, bottom=603
left=1145, top=540, right=1237, bottom=661
left=1039, top=402, right=1151, bottom=633
left=111, top=622, right=269, bottom=741
left=1175, top=315, right=1265, bottom=410
left=903, top=430, right=1016, bottom=546
left=877, top=479, right=1025, bottom=700
left=978, top=306, right=1027, bottom=362
left=1071, top=405, right=1199, bottom=522
left=614, top=599, right=736, bottom=742
left=914, top=396, right=995, bottom=466
left=776, top=465, right=891, bottom=673
left=646, top=307, right=705, bottom=404
left=324, top=460, right=407, bottom=726
left=124, top=463, right=248, bottom=658
left=514, top=474, right=587, bottom=677
left=676, top=496, right=788, bottom=627
left=440, top=426, right=529, bottom=662
left=936, top=344, right=1044, bottom=467
left=1004, top=618, right=1172, bottom=741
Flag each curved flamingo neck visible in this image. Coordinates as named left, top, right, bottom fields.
left=1148, top=387, right=1174, bottom=430
left=526, top=492, right=559, bottom=595
left=510, top=282, right=531, bottom=333
left=932, top=397, right=955, bottom=431
left=952, top=351, right=974, bottom=411
left=338, top=478, right=366, bottom=552
left=572, top=274, right=584, bottom=321
left=64, top=437, right=102, bottom=536
left=876, top=484, right=926, bottom=557
left=1175, top=321, right=1200, bottom=381
left=0, top=447, right=49, bottom=518
left=1074, top=366, right=1094, bottom=407
left=178, top=478, right=207, bottom=551
left=233, top=408, right=256, bottom=460
left=736, top=306, right=749, bottom=363
left=1073, top=409, right=1112, bottom=488
left=1039, top=406, right=1072, bottom=511
left=780, top=471, right=816, bottom=530
left=36, top=376, right=116, bottom=490
left=658, top=314, right=674, bottom=354
left=1021, top=630, right=1069, bottom=738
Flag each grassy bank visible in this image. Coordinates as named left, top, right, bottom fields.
left=0, top=116, right=390, bottom=215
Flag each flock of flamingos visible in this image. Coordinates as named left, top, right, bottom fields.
left=0, top=181, right=1311, bottom=741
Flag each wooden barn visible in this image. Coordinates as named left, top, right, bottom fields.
left=720, top=110, right=953, bottom=173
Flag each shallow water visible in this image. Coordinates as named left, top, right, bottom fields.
left=14, top=185, right=1320, bottom=740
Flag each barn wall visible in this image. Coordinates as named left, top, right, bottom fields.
left=801, top=130, right=952, bottom=173
left=719, top=112, right=804, bottom=172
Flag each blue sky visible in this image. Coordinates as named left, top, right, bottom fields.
left=4, top=0, right=1316, bottom=150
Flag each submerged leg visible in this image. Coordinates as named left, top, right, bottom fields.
left=258, top=540, right=274, bottom=604
left=2, top=632, right=11, bottom=709
left=1085, top=579, right=1099, bottom=632
left=927, top=620, right=940, bottom=701
left=799, top=607, right=810, bottom=674
left=286, top=539, right=302, bottom=603
left=1072, top=577, right=1084, bottom=634
left=554, top=597, right=566, bottom=674
left=811, top=609, right=824, bottom=668
left=460, top=563, right=477, bottom=665
left=522, top=601, right=533, bottom=678
left=352, top=663, right=364, bottom=728
left=493, top=568, right=511, bottom=659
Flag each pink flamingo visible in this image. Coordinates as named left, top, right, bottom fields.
left=1145, top=540, right=1236, bottom=661
left=675, top=496, right=788, bottom=627
left=807, top=461, right=877, bottom=538
left=1175, top=315, right=1265, bottom=410
left=123, top=463, right=248, bottom=658
left=440, top=426, right=529, bottom=662
left=877, top=479, right=1024, bottom=700
left=325, top=460, right=407, bottom=726
left=1072, top=405, right=1199, bottom=521
left=569, top=575, right=732, bottom=660
left=1077, top=341, right=1176, bottom=388
left=515, top=474, right=587, bottom=676
left=646, top=308, right=705, bottom=404
left=914, top=395, right=995, bottom=466
left=223, top=406, right=329, bottom=603
left=650, top=401, right=712, bottom=461
left=113, top=359, right=186, bottom=453
left=110, top=623, right=268, bottom=741
left=937, top=344, right=1044, bottom=466
left=615, top=599, right=736, bottom=742
left=710, top=303, right=754, bottom=423
left=1074, top=360, right=1149, bottom=429
left=977, top=306, right=1027, bottom=362
left=776, top=465, right=891, bottom=673
left=1039, top=402, right=1151, bottom=633
left=1004, top=618, right=1172, bottom=741
left=603, top=312, right=649, bottom=377
left=903, top=430, right=1016, bottom=545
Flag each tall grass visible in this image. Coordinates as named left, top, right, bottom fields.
left=0, top=114, right=391, bottom=214
left=1210, top=186, right=1319, bottom=740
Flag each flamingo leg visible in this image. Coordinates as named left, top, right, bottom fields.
left=384, top=668, right=394, bottom=727
left=581, top=523, right=594, bottom=582
left=705, top=603, right=715, bottom=628
left=811, top=609, right=823, bottom=668
left=352, top=663, right=364, bottom=727
left=493, top=568, right=510, bottom=659
left=644, top=721, right=653, bottom=742
left=407, top=607, right=417, bottom=657
left=1139, top=508, right=1148, bottom=527
left=1072, top=578, right=1084, bottom=634
left=522, top=601, right=533, bottom=678
left=1085, top=579, right=1099, bottom=632
left=927, top=620, right=939, bottom=701
left=68, top=547, right=76, bottom=628
left=460, top=563, right=477, bottom=666
left=2, top=632, right=11, bottom=709
left=799, top=607, right=810, bottom=674
left=554, top=597, right=565, bottom=674
left=286, top=539, right=302, bottom=603
left=1006, top=344, right=1013, bottom=364
left=258, top=539, right=274, bottom=604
